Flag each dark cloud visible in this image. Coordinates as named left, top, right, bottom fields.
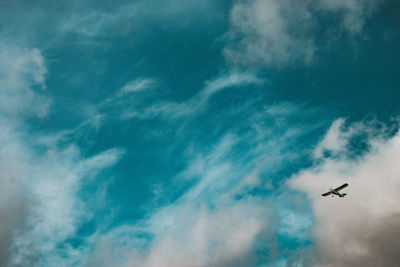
left=316, top=213, right=400, bottom=267
left=0, top=181, right=36, bottom=267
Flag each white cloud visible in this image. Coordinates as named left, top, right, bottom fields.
left=288, top=118, right=400, bottom=266
left=121, top=201, right=267, bottom=267
left=0, top=121, right=124, bottom=266
left=224, top=0, right=382, bottom=67
left=0, top=44, right=124, bottom=266
left=224, top=0, right=315, bottom=67
left=313, top=118, right=349, bottom=158
left=58, top=0, right=218, bottom=38
left=85, top=193, right=269, bottom=267
left=0, top=43, right=51, bottom=118
left=74, top=78, right=157, bottom=131
left=317, top=0, right=380, bottom=34
left=60, top=11, right=123, bottom=37
left=84, top=102, right=320, bottom=266
left=123, top=72, right=263, bottom=119
left=119, top=79, right=156, bottom=95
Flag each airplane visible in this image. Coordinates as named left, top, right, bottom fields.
left=321, top=183, right=348, bottom=198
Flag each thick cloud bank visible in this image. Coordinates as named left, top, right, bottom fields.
left=289, top=118, right=400, bottom=266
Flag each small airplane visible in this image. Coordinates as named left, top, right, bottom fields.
left=321, top=183, right=348, bottom=198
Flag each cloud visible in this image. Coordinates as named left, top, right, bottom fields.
left=84, top=101, right=320, bottom=267
left=58, top=0, right=219, bottom=38
left=123, top=201, right=267, bottom=267
left=123, top=72, right=264, bottom=119
left=224, top=0, right=315, bottom=67
left=313, top=118, right=349, bottom=158
left=70, top=78, right=157, bottom=131
left=0, top=43, right=51, bottom=118
left=60, top=11, right=125, bottom=37
left=85, top=180, right=270, bottom=267
left=22, top=146, right=123, bottom=266
left=119, top=79, right=156, bottom=95
left=0, top=44, right=124, bottom=266
left=317, top=0, right=380, bottom=34
left=224, top=0, right=382, bottom=67
left=0, top=44, right=52, bottom=264
left=288, top=118, right=400, bottom=266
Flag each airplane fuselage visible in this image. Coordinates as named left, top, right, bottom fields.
left=330, top=189, right=346, bottom=197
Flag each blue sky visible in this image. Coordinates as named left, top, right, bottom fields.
left=1, top=0, right=400, bottom=266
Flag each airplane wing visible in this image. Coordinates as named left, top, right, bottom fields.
left=334, top=183, right=348, bottom=192
left=321, top=191, right=332, bottom=196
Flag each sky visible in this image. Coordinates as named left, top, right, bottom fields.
left=0, top=0, right=400, bottom=266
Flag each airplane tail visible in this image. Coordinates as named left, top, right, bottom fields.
left=341, top=193, right=347, bottom=198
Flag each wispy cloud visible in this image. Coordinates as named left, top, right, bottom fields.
left=123, top=72, right=264, bottom=120
left=83, top=101, right=320, bottom=266
left=65, top=78, right=157, bottom=132
left=98, top=77, right=157, bottom=111
left=58, top=0, right=218, bottom=38
left=119, top=79, right=156, bottom=95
